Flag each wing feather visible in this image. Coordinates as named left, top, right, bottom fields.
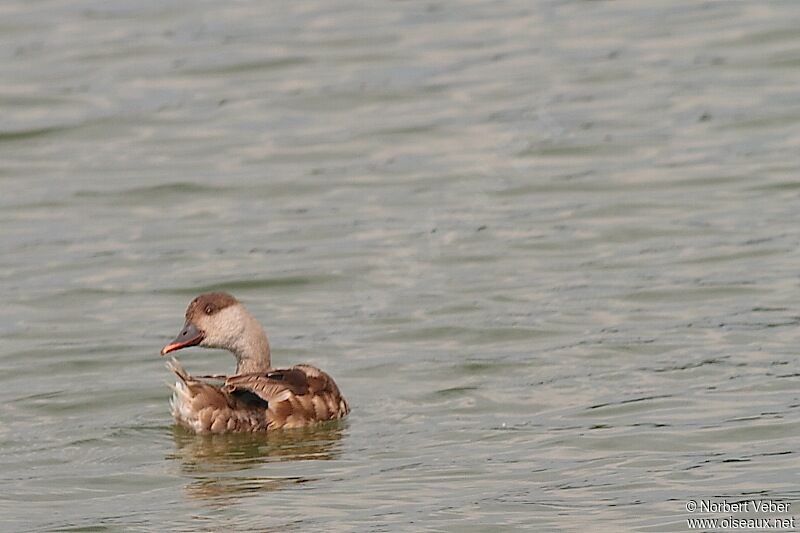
left=223, top=365, right=350, bottom=428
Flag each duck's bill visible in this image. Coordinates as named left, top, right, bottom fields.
left=161, top=322, right=204, bottom=355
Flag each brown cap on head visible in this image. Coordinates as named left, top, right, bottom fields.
left=185, top=292, right=239, bottom=321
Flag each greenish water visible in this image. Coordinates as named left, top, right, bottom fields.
left=2, top=1, right=800, bottom=531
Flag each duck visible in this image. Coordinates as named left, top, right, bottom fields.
left=160, top=292, right=350, bottom=433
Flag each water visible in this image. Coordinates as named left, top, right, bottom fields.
left=2, top=0, right=800, bottom=531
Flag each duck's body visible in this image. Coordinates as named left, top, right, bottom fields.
left=161, top=292, right=349, bottom=434
left=167, top=359, right=349, bottom=433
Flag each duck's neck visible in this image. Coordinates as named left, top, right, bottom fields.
left=230, top=313, right=272, bottom=374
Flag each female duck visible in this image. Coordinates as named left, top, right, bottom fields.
left=161, top=292, right=349, bottom=433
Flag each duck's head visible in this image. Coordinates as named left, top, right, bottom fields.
left=161, top=292, right=246, bottom=355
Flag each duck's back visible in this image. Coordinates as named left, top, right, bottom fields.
left=226, top=364, right=350, bottom=429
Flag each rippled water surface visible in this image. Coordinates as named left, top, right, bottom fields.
left=3, top=1, right=800, bottom=531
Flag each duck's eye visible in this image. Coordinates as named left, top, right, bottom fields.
left=204, top=305, right=214, bottom=314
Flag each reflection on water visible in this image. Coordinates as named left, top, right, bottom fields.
left=168, top=422, right=346, bottom=501
left=170, top=421, right=347, bottom=468
left=183, top=476, right=309, bottom=502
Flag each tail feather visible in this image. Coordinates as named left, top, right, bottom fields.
left=166, top=358, right=196, bottom=424
left=166, top=357, right=191, bottom=385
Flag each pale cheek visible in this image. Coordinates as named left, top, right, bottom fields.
left=201, top=329, right=234, bottom=349
left=199, top=327, right=223, bottom=348
left=204, top=335, right=220, bottom=348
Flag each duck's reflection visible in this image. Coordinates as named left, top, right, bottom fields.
left=168, top=421, right=347, bottom=501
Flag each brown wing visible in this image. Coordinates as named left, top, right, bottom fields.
left=223, top=365, right=350, bottom=429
